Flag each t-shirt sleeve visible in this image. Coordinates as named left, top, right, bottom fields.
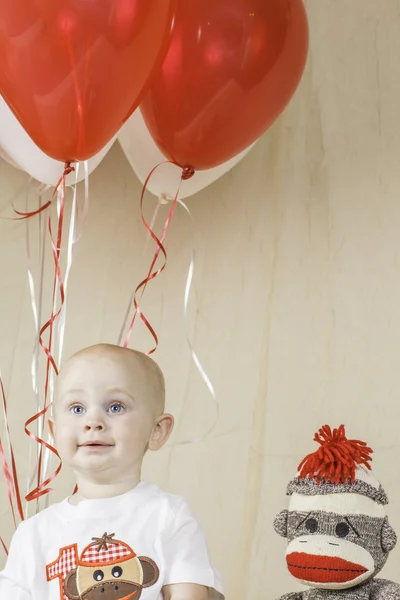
left=163, top=499, right=224, bottom=599
left=0, top=523, right=32, bottom=598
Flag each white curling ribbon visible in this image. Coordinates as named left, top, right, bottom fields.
left=43, top=164, right=86, bottom=509
left=175, top=199, right=219, bottom=446
left=25, top=186, right=60, bottom=513
left=117, top=193, right=218, bottom=444
left=25, top=184, right=49, bottom=515
left=24, top=164, right=88, bottom=514
left=56, top=162, right=81, bottom=367
left=72, top=160, right=90, bottom=246
left=39, top=185, right=64, bottom=512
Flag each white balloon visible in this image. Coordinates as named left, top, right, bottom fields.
left=0, top=96, right=114, bottom=186
left=118, top=108, right=254, bottom=200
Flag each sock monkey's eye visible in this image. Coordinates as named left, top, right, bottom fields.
left=112, top=566, right=123, bottom=578
left=305, top=518, right=318, bottom=533
left=336, top=522, right=350, bottom=538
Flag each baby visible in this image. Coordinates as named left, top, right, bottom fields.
left=0, top=343, right=224, bottom=600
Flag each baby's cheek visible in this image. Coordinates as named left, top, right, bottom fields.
left=56, top=430, right=77, bottom=455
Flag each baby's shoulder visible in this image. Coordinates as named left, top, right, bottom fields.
left=132, top=481, right=200, bottom=537
left=10, top=503, right=59, bottom=548
left=134, top=481, right=192, bottom=522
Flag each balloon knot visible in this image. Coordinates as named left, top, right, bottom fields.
left=63, top=162, right=75, bottom=176
left=158, top=193, right=170, bottom=205
left=181, top=165, right=195, bottom=181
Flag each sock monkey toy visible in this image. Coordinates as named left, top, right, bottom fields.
left=274, top=424, right=400, bottom=599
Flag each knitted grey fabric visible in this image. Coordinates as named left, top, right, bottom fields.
left=276, top=579, right=400, bottom=599
left=370, top=580, right=400, bottom=599
left=287, top=478, right=388, bottom=505
left=274, top=509, right=289, bottom=537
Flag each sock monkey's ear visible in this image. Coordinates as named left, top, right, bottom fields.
left=274, top=510, right=289, bottom=538
left=381, top=518, right=397, bottom=553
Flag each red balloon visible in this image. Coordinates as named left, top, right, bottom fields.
left=0, top=0, right=176, bottom=162
left=140, top=0, right=308, bottom=171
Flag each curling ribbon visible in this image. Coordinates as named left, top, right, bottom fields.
left=24, top=163, right=76, bottom=502
left=173, top=199, right=219, bottom=446
left=0, top=536, right=8, bottom=556
left=0, top=373, right=24, bottom=524
left=29, top=189, right=67, bottom=501
left=12, top=162, right=76, bottom=220
left=27, top=163, right=90, bottom=504
left=1, top=163, right=87, bottom=522
left=42, top=165, right=87, bottom=510
left=25, top=184, right=48, bottom=513
left=0, top=440, right=18, bottom=528
left=119, top=186, right=219, bottom=446
left=123, top=162, right=194, bottom=352
left=118, top=201, right=161, bottom=345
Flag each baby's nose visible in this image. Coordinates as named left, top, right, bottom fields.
left=84, top=422, right=104, bottom=431
left=83, top=415, right=105, bottom=431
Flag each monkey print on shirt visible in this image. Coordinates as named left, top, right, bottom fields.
left=46, top=532, right=159, bottom=600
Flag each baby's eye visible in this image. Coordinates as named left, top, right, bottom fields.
left=108, top=403, right=125, bottom=414
left=70, top=405, right=85, bottom=415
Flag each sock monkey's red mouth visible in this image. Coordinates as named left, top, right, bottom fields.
left=287, top=552, right=368, bottom=583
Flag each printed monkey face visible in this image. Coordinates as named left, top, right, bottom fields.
left=65, top=555, right=159, bottom=600
left=285, top=511, right=388, bottom=590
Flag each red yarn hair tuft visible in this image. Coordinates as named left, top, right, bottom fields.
left=298, top=424, right=373, bottom=484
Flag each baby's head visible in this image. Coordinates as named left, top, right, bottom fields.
left=49, top=344, right=173, bottom=488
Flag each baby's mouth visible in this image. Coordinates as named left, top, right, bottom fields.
left=79, top=441, right=113, bottom=448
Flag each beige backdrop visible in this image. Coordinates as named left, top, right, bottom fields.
left=1, top=1, right=400, bottom=598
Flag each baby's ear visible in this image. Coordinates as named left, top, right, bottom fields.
left=381, top=519, right=397, bottom=553
left=274, top=510, right=289, bottom=538
left=148, top=413, right=174, bottom=451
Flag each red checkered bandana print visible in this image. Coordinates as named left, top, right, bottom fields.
left=47, top=545, right=77, bottom=579
left=46, top=544, right=79, bottom=600
left=79, top=533, right=135, bottom=566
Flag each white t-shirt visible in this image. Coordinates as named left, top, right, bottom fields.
left=0, top=480, right=224, bottom=600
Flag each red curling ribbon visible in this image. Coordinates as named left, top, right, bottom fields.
left=0, top=166, right=74, bottom=508
left=26, top=225, right=65, bottom=501
left=0, top=376, right=24, bottom=557
left=0, top=537, right=8, bottom=556
left=123, top=163, right=195, bottom=352
left=0, top=440, right=18, bottom=527
left=0, top=376, right=24, bottom=523
left=24, top=402, right=62, bottom=502
left=24, top=169, right=71, bottom=502
left=12, top=162, right=75, bottom=220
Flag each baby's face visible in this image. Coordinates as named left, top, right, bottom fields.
left=52, top=350, right=160, bottom=483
